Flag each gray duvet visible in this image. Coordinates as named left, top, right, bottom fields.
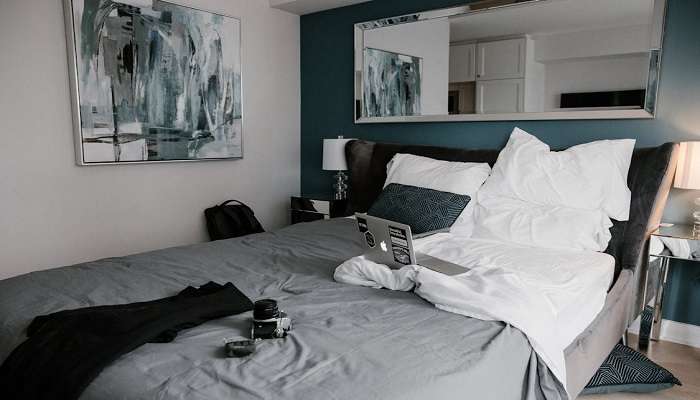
left=0, top=219, right=562, bottom=400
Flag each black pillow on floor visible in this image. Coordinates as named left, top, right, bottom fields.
left=581, top=344, right=681, bottom=395
left=367, top=183, right=471, bottom=234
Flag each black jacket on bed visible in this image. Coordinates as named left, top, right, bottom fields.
left=0, top=281, right=253, bottom=400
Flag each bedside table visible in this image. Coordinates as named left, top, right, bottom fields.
left=639, top=224, right=700, bottom=349
left=290, top=196, right=350, bottom=224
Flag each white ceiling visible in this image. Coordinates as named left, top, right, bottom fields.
left=449, top=0, right=654, bottom=41
left=269, top=0, right=373, bottom=15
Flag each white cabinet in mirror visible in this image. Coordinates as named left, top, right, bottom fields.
left=354, top=0, right=667, bottom=123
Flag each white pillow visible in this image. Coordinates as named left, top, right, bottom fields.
left=473, top=197, right=613, bottom=252
left=478, top=128, right=635, bottom=221
left=384, top=153, right=491, bottom=235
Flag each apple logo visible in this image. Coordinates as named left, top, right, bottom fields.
left=380, top=241, right=388, bottom=252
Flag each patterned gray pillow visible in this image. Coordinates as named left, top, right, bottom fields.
left=367, top=183, right=471, bottom=234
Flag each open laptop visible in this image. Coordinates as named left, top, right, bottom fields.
left=355, top=213, right=468, bottom=276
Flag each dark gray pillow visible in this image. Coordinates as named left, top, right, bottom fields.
left=582, top=344, right=681, bottom=395
left=367, top=183, right=470, bottom=234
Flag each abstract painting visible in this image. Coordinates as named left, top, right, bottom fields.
left=65, top=0, right=242, bottom=164
left=362, top=48, right=421, bottom=118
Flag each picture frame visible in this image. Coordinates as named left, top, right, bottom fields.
left=63, top=0, right=243, bottom=165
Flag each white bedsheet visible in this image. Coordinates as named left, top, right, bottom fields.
left=334, top=233, right=614, bottom=397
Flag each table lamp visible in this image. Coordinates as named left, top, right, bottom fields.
left=323, top=136, right=354, bottom=200
left=674, top=141, right=700, bottom=232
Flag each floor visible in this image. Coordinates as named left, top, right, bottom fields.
left=579, top=336, right=700, bottom=400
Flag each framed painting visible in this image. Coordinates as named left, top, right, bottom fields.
left=362, top=48, right=422, bottom=118
left=63, top=0, right=243, bottom=165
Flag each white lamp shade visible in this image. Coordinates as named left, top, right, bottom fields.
left=675, top=141, right=700, bottom=190
left=322, top=138, right=354, bottom=171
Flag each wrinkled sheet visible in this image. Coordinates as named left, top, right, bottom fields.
left=335, top=233, right=615, bottom=398
left=1, top=219, right=566, bottom=400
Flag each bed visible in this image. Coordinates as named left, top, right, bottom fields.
left=0, top=140, right=678, bottom=400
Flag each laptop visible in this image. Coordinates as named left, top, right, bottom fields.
left=355, top=213, right=468, bottom=276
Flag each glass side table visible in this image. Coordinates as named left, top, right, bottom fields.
left=290, top=195, right=350, bottom=224
left=638, top=224, right=700, bottom=349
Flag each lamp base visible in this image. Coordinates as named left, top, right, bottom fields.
left=332, top=171, right=348, bottom=200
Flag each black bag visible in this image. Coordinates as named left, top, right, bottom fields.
left=204, top=200, right=264, bottom=241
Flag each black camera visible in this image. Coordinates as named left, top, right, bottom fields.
left=251, top=299, right=292, bottom=339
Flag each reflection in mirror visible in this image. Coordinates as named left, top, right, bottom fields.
left=354, top=0, right=666, bottom=122
left=363, top=48, right=423, bottom=117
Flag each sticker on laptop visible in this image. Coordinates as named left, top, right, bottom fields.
left=392, top=247, right=411, bottom=265
left=388, top=226, right=412, bottom=265
left=357, top=217, right=369, bottom=233
left=364, top=231, right=376, bottom=248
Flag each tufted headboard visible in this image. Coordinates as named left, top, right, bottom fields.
left=345, top=139, right=679, bottom=320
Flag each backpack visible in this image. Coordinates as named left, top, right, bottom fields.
left=204, top=200, right=264, bottom=241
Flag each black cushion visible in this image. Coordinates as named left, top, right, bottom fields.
left=582, top=344, right=681, bottom=394
left=367, top=183, right=471, bottom=234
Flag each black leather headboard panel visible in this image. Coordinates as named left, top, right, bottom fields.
left=346, top=139, right=679, bottom=321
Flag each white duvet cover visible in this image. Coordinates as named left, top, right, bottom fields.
left=334, top=233, right=614, bottom=397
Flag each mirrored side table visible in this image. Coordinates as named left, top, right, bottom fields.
left=290, top=196, right=349, bottom=224
left=639, top=224, right=700, bottom=349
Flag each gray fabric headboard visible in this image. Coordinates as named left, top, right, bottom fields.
left=345, top=139, right=679, bottom=320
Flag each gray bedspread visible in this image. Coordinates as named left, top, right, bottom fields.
left=0, top=219, right=563, bottom=400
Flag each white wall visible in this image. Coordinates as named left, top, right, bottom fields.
left=530, top=25, right=650, bottom=111
left=543, top=56, right=648, bottom=110
left=0, top=0, right=300, bottom=280
left=364, top=18, right=450, bottom=115
left=533, top=25, right=651, bottom=63
left=524, top=36, right=545, bottom=113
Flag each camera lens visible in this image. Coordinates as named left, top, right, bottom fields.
left=253, top=299, right=279, bottom=320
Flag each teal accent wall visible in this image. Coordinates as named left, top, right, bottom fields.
left=300, top=0, right=700, bottom=326
left=663, top=259, right=700, bottom=326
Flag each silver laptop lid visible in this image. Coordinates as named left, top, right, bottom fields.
left=355, top=213, right=416, bottom=268
left=355, top=213, right=469, bottom=276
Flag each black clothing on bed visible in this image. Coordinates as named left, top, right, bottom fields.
left=0, top=281, right=253, bottom=400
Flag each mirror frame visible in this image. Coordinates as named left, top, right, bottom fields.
left=354, top=0, right=667, bottom=124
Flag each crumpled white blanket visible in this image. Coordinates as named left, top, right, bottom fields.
left=334, top=234, right=615, bottom=399
left=334, top=255, right=417, bottom=291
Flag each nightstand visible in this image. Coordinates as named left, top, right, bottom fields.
left=290, top=196, right=350, bottom=224
left=639, top=224, right=700, bottom=349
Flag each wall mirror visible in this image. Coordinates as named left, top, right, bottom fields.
left=354, top=0, right=667, bottom=123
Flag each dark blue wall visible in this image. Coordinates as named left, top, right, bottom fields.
left=663, top=259, right=700, bottom=325
left=300, top=0, right=700, bottom=326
